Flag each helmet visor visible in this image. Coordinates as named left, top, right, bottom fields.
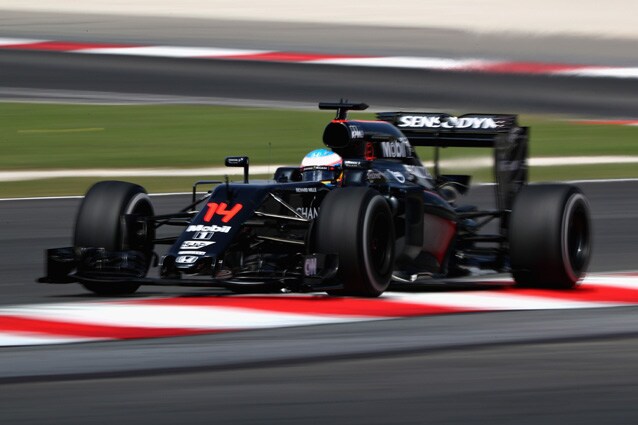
left=302, top=167, right=337, bottom=182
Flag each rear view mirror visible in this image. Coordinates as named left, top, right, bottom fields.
left=225, top=156, right=249, bottom=183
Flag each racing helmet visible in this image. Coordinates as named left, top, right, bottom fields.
left=300, top=149, right=343, bottom=185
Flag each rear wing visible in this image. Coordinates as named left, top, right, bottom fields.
left=377, top=112, right=529, bottom=211
left=376, top=112, right=522, bottom=147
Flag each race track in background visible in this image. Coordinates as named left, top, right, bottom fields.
left=2, top=48, right=638, bottom=117
left=2, top=37, right=638, bottom=79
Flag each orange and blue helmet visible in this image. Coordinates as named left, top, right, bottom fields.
left=300, top=149, right=343, bottom=185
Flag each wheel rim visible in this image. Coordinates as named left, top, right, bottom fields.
left=123, top=193, right=155, bottom=259
left=367, top=210, right=393, bottom=277
left=563, top=194, right=590, bottom=280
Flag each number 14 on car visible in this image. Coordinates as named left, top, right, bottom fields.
left=204, top=202, right=243, bottom=223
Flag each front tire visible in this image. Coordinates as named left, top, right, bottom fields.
left=315, top=187, right=395, bottom=297
left=74, top=181, right=155, bottom=295
left=509, top=184, right=591, bottom=288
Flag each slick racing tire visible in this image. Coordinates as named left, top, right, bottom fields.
left=315, top=187, right=395, bottom=297
left=509, top=184, right=591, bottom=289
left=74, top=181, right=155, bottom=295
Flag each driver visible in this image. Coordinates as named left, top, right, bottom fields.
left=300, top=148, right=343, bottom=186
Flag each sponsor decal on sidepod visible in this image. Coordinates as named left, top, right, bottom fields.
left=296, top=207, right=319, bottom=220
left=380, top=139, right=410, bottom=158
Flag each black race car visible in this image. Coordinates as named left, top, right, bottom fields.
left=40, top=101, right=592, bottom=296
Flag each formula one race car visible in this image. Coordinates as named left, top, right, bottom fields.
left=40, top=101, right=592, bottom=296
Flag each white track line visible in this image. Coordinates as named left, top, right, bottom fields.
left=385, top=291, right=618, bottom=311
left=0, top=165, right=286, bottom=182
left=312, top=56, right=488, bottom=70
left=0, top=303, right=373, bottom=330
left=77, top=46, right=271, bottom=58
left=581, top=275, right=638, bottom=290
left=1, top=156, right=637, bottom=182
left=558, top=67, right=638, bottom=79
left=0, top=333, right=102, bottom=346
left=0, top=38, right=44, bottom=46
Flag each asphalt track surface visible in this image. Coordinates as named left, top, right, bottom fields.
left=2, top=13, right=638, bottom=424
left=1, top=182, right=638, bottom=424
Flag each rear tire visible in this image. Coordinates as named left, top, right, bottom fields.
left=74, top=181, right=155, bottom=295
left=315, top=187, right=395, bottom=297
left=509, top=184, right=591, bottom=288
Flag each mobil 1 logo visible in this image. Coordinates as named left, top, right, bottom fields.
left=186, top=224, right=232, bottom=240
left=193, top=232, right=215, bottom=240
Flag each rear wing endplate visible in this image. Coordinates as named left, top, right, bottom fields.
left=377, top=112, right=529, bottom=211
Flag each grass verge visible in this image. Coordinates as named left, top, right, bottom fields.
left=1, top=102, right=637, bottom=197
